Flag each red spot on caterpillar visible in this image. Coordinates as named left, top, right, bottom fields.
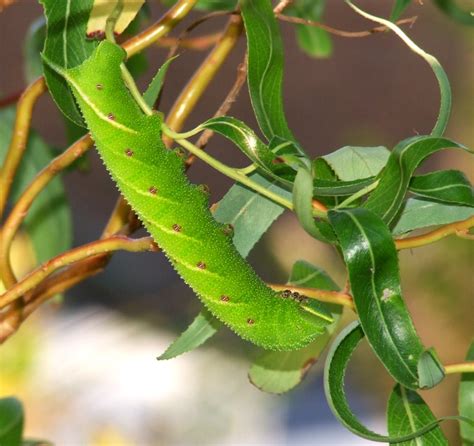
left=220, top=295, right=230, bottom=302
left=125, top=149, right=134, bottom=157
left=149, top=186, right=158, bottom=194
left=87, top=30, right=105, bottom=40
left=172, top=224, right=181, bottom=232
left=108, top=113, right=115, bottom=120
left=197, top=261, right=206, bottom=270
left=96, top=84, right=103, bottom=90
left=247, top=318, right=255, bottom=325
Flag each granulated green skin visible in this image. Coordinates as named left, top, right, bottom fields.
left=50, top=41, right=328, bottom=350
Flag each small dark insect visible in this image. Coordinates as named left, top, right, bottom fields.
left=197, top=261, right=206, bottom=270
left=198, top=184, right=210, bottom=195
left=125, top=148, right=134, bottom=157
left=172, top=224, right=182, bottom=232
left=222, top=224, right=234, bottom=236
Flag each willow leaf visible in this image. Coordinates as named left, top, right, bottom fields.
left=324, top=322, right=451, bottom=443
left=87, top=0, right=145, bottom=35
left=410, top=170, right=474, bottom=207
left=40, top=0, right=97, bottom=126
left=364, top=136, right=467, bottom=225
left=328, top=208, right=440, bottom=389
left=249, top=260, right=342, bottom=394
left=387, top=384, right=448, bottom=445
left=241, top=0, right=295, bottom=141
left=392, top=198, right=474, bottom=235
left=390, top=0, right=412, bottom=21
left=158, top=309, right=221, bottom=360
left=321, top=145, right=390, bottom=181
left=143, top=56, right=178, bottom=108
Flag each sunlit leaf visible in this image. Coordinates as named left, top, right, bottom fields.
left=87, top=0, right=145, bottom=35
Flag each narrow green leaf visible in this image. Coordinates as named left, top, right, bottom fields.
left=321, top=145, right=390, bottom=181
left=432, top=0, right=474, bottom=26
left=293, top=165, right=335, bottom=243
left=0, top=397, right=23, bottom=446
left=460, top=341, right=474, bottom=445
left=392, top=198, right=474, bottom=235
left=0, top=109, right=72, bottom=263
left=324, top=322, right=463, bottom=443
left=329, top=208, right=434, bottom=389
left=143, top=55, right=178, bottom=108
left=157, top=309, right=221, bottom=360
left=387, top=384, right=448, bottom=445
left=241, top=0, right=295, bottom=141
left=390, top=0, right=412, bottom=21
left=249, top=260, right=342, bottom=394
left=410, top=170, right=474, bottom=207
left=23, top=17, right=46, bottom=83
left=364, top=136, right=467, bottom=225
left=40, top=0, right=97, bottom=126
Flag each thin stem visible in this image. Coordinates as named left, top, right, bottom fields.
left=105, top=0, right=123, bottom=43
left=335, top=180, right=379, bottom=209
left=238, top=164, right=258, bottom=175
left=120, top=65, right=152, bottom=115
left=395, top=215, right=474, bottom=250
left=0, top=135, right=93, bottom=289
left=268, top=283, right=355, bottom=310
left=0, top=236, right=158, bottom=309
left=277, top=13, right=418, bottom=38
left=346, top=0, right=451, bottom=137
left=163, top=14, right=243, bottom=146
left=156, top=33, right=221, bottom=51
left=122, top=0, right=199, bottom=57
left=444, top=362, right=474, bottom=375
left=164, top=129, right=294, bottom=211
left=0, top=77, right=46, bottom=219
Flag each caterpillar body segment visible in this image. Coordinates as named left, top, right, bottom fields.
left=46, top=41, right=330, bottom=350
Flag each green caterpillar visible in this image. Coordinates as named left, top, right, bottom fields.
left=44, top=41, right=331, bottom=350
